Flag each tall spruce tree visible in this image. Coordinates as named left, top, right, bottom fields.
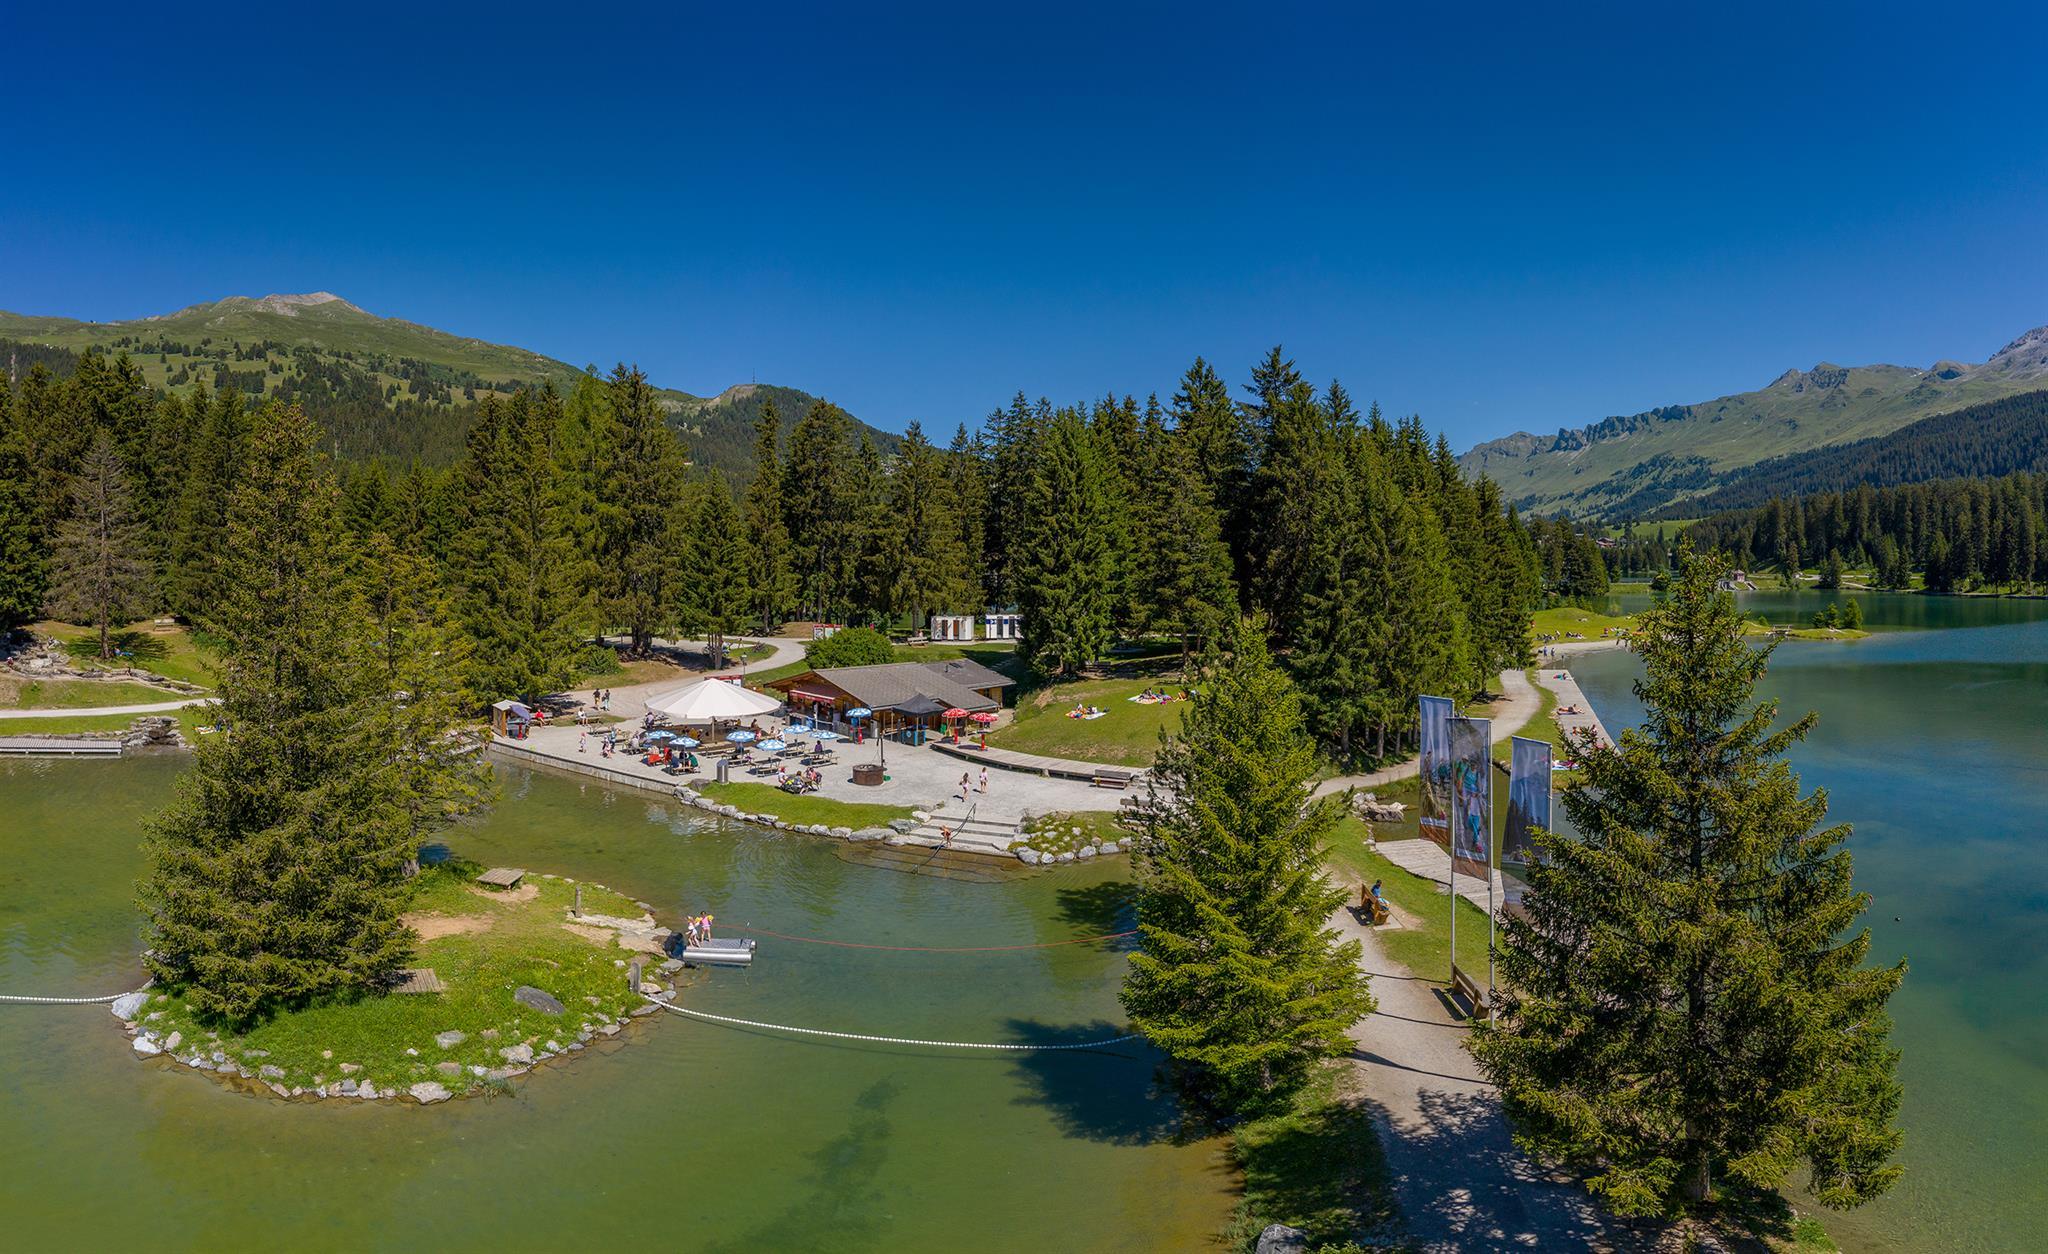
left=45, top=432, right=152, bottom=658
left=783, top=399, right=858, bottom=619
left=1122, top=620, right=1372, bottom=1107
left=678, top=474, right=754, bottom=668
left=162, top=384, right=250, bottom=618
left=357, top=531, right=493, bottom=877
left=1016, top=406, right=1119, bottom=675
left=1293, top=432, right=1398, bottom=758
left=139, top=403, right=417, bottom=1023
left=1472, top=549, right=1905, bottom=1217
left=455, top=389, right=588, bottom=702
left=1135, top=421, right=1237, bottom=670
left=0, top=416, right=47, bottom=632
left=888, top=421, right=974, bottom=627
left=601, top=365, right=687, bottom=654
left=742, top=402, right=798, bottom=630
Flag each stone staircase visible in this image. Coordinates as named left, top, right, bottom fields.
left=897, top=805, right=1024, bottom=853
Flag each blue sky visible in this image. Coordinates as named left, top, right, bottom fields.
left=4, top=1, right=2045, bottom=448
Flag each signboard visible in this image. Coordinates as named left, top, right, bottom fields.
left=1418, top=695, right=1455, bottom=848
left=1504, top=736, right=1553, bottom=867
left=1449, top=715, right=1492, bottom=879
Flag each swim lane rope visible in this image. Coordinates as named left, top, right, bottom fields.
left=726, top=923, right=1136, bottom=953
left=645, top=996, right=1142, bottom=1051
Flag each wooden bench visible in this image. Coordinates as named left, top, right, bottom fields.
left=474, top=866, right=526, bottom=889
left=1092, top=768, right=1133, bottom=790
left=1449, top=962, right=1491, bottom=1021
left=1357, top=886, right=1390, bottom=926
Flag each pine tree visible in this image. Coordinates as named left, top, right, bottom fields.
left=1016, top=406, right=1118, bottom=675
left=889, top=421, right=975, bottom=627
left=554, top=370, right=616, bottom=638
left=945, top=423, right=989, bottom=608
left=1293, top=433, right=1396, bottom=758
left=455, top=389, right=588, bottom=702
left=162, top=384, right=250, bottom=618
left=1122, top=620, right=1373, bottom=1108
left=1137, top=421, right=1238, bottom=671
left=678, top=475, right=754, bottom=668
left=600, top=365, right=687, bottom=654
left=844, top=433, right=897, bottom=623
left=741, top=402, right=798, bottom=630
left=783, top=399, right=858, bottom=619
left=139, top=403, right=418, bottom=1024
left=1472, top=548, right=1905, bottom=1218
left=1375, top=494, right=1473, bottom=750
left=0, top=404, right=52, bottom=632
left=45, top=432, right=152, bottom=658
left=357, top=532, right=494, bottom=876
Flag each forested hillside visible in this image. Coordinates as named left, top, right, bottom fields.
left=0, top=294, right=895, bottom=476
left=2, top=343, right=1545, bottom=766
left=1462, top=324, right=2048, bottom=517
left=1674, top=389, right=2048, bottom=514
left=1689, top=473, right=2048, bottom=593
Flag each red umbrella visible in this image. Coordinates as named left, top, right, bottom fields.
left=942, top=707, right=968, bottom=719
left=968, top=712, right=998, bottom=724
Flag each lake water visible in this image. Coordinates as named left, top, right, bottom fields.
left=1569, top=591, right=2048, bottom=1252
left=0, top=759, right=1232, bottom=1252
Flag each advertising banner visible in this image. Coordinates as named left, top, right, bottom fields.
left=1504, top=735, right=1553, bottom=867
left=1449, top=715, right=1492, bottom=879
left=1418, top=695, right=1455, bottom=847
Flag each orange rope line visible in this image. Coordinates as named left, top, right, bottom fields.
left=726, top=923, right=1136, bottom=953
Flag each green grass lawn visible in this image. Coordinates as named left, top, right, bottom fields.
left=133, top=863, right=651, bottom=1097
left=33, top=619, right=216, bottom=688
left=1530, top=605, right=1640, bottom=642
left=692, top=780, right=913, bottom=829
left=0, top=677, right=187, bottom=709
left=988, top=677, right=1189, bottom=766
left=0, top=707, right=213, bottom=739
left=1326, top=804, right=1499, bottom=985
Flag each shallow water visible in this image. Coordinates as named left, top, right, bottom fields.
left=0, top=759, right=1232, bottom=1253
left=1568, top=596, right=2048, bottom=1252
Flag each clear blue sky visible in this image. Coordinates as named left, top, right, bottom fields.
left=4, top=1, right=2045, bottom=448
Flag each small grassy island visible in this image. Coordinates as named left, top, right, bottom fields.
left=123, top=863, right=680, bottom=1102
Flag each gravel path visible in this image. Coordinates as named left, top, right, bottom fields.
left=0, top=697, right=212, bottom=719
left=1330, top=901, right=1644, bottom=1251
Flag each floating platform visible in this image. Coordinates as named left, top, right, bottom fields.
left=0, top=736, right=122, bottom=757
left=680, top=937, right=756, bottom=967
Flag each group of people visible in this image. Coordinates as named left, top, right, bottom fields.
left=1128, top=687, right=1192, bottom=705
left=590, top=688, right=613, bottom=712
left=778, top=764, right=824, bottom=793
left=1065, top=703, right=1107, bottom=720
left=683, top=913, right=715, bottom=946
left=957, top=767, right=988, bottom=800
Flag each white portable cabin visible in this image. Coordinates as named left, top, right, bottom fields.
left=931, top=614, right=976, bottom=641
left=982, top=612, right=1022, bottom=641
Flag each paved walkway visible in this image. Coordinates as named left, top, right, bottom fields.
left=1528, top=666, right=1614, bottom=756
left=1330, top=899, right=1641, bottom=1251
left=1373, top=838, right=1520, bottom=913
left=0, top=696, right=212, bottom=719
left=1313, top=669, right=1542, bottom=798
left=929, top=738, right=1144, bottom=784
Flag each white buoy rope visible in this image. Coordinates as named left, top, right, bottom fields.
left=646, top=996, right=1142, bottom=1051
left=0, top=978, right=151, bottom=1006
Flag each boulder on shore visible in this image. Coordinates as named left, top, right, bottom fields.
left=110, top=991, right=149, bottom=1020
left=514, top=986, right=565, bottom=1016
left=1255, top=1225, right=1308, bottom=1254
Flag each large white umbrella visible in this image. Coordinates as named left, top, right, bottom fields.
left=644, top=678, right=784, bottom=723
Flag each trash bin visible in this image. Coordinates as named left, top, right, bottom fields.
left=715, top=757, right=731, bottom=784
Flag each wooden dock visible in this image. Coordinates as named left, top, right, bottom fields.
left=0, top=736, right=122, bottom=757
left=930, top=738, right=1147, bottom=786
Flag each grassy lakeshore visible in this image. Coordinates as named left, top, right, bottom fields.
left=691, top=780, right=914, bottom=828
left=31, top=619, right=217, bottom=689
left=988, top=677, right=1188, bottom=766
left=130, top=863, right=656, bottom=1098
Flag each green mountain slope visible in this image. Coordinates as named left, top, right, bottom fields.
left=0, top=292, right=894, bottom=475
left=1462, top=325, right=2048, bottom=517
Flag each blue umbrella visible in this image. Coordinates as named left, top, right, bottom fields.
left=726, top=730, right=757, bottom=743
left=809, top=728, right=842, bottom=741
left=845, top=707, right=872, bottom=720
left=674, top=736, right=700, bottom=748
left=645, top=730, right=676, bottom=742
left=759, top=738, right=788, bottom=752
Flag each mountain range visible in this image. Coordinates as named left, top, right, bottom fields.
left=1461, top=325, right=2048, bottom=517
left=0, top=293, right=897, bottom=475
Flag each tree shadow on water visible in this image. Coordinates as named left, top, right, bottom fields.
left=1001, top=1018, right=1190, bottom=1147
left=1053, top=881, right=1137, bottom=938
left=703, top=1078, right=903, bottom=1253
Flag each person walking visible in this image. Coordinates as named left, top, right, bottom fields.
left=578, top=728, right=588, bottom=754
left=958, top=772, right=971, bottom=801
left=978, top=765, right=989, bottom=794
